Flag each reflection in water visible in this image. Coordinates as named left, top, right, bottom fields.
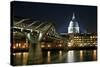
left=14, top=53, right=22, bottom=65
left=93, top=50, right=97, bottom=60
left=59, top=50, right=62, bottom=62
left=47, top=51, right=51, bottom=63
left=13, top=53, right=16, bottom=56
left=13, top=52, right=28, bottom=65
left=67, top=50, right=74, bottom=62
left=28, top=43, right=43, bottom=64
left=22, top=52, right=29, bottom=65
left=80, top=50, right=83, bottom=61
left=12, top=50, right=97, bottom=65
left=34, top=43, right=43, bottom=63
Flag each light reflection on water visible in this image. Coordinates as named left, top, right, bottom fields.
left=93, top=50, right=97, bottom=60
left=12, top=52, right=29, bottom=65
left=67, top=50, right=74, bottom=62
left=80, top=50, right=83, bottom=61
left=47, top=51, right=51, bottom=63
left=11, top=50, right=97, bottom=65
left=22, top=52, right=29, bottom=65
left=59, top=50, right=62, bottom=62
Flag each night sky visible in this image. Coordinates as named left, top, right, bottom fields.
left=11, top=1, right=97, bottom=33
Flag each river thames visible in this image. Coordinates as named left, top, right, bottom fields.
left=11, top=49, right=97, bottom=66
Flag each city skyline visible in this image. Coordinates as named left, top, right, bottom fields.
left=11, top=1, right=97, bottom=66
left=12, top=1, right=97, bottom=33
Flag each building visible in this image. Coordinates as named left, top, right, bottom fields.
left=67, top=33, right=97, bottom=47
left=68, top=13, right=80, bottom=33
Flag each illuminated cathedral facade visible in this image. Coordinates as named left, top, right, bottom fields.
left=68, top=13, right=80, bottom=33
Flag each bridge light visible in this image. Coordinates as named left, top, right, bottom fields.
left=16, top=43, right=19, bottom=47
left=38, top=33, right=43, bottom=41
left=79, top=44, right=83, bottom=47
left=59, top=44, right=62, bottom=47
left=15, top=43, right=21, bottom=48
left=13, top=53, right=16, bottom=56
left=30, top=29, right=32, bottom=32
left=21, top=28, right=23, bottom=32
left=24, top=43, right=28, bottom=48
left=22, top=45, right=25, bottom=48
left=68, top=42, right=72, bottom=47
left=41, top=45, right=45, bottom=48
left=13, top=45, right=16, bottom=49
left=48, top=44, right=51, bottom=47
left=19, top=43, right=21, bottom=48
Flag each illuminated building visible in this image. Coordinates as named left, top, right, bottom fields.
left=11, top=31, right=30, bottom=52
left=67, top=33, right=97, bottom=47
left=68, top=13, right=80, bottom=33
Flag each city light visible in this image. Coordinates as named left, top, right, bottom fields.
left=41, top=45, right=45, bottom=48
left=13, top=45, right=16, bottom=49
left=47, top=44, right=51, bottom=47
left=11, top=1, right=97, bottom=66
left=59, top=44, right=62, bottom=47
left=68, top=42, right=72, bottom=47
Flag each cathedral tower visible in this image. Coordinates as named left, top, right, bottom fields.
left=68, top=13, right=80, bottom=33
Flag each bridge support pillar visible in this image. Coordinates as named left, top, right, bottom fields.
left=28, top=42, right=43, bottom=64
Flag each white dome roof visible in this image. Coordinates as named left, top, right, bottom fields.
left=69, top=20, right=79, bottom=27
left=68, top=12, right=80, bottom=33
left=68, top=12, right=79, bottom=27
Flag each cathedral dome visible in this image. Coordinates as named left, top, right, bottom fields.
left=68, top=12, right=80, bottom=33
left=69, top=20, right=79, bottom=27
left=69, top=12, right=79, bottom=27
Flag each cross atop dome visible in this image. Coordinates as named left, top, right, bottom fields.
left=72, top=12, right=75, bottom=20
